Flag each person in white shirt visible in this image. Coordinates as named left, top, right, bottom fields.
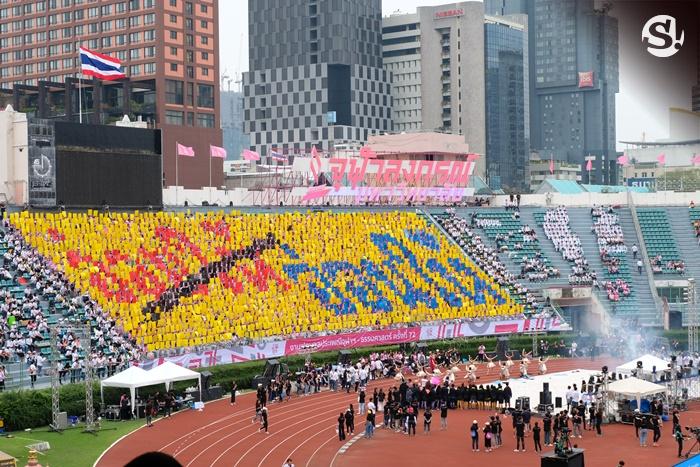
left=282, top=458, right=294, bottom=467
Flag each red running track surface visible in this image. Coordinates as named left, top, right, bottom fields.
left=97, top=357, right=700, bottom=467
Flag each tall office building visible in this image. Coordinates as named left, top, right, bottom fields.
left=0, top=0, right=222, bottom=189
left=486, top=0, right=619, bottom=185
left=381, top=2, right=486, bottom=167
left=243, top=0, right=392, bottom=157
left=221, top=90, right=248, bottom=160
left=484, top=15, right=529, bottom=192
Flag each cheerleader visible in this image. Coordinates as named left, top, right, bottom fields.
left=505, top=352, right=515, bottom=369
left=521, top=350, right=533, bottom=366
left=485, top=354, right=497, bottom=375
left=499, top=361, right=510, bottom=380
left=520, top=360, right=529, bottom=379
left=538, top=356, right=549, bottom=375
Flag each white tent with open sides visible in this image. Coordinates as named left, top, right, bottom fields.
left=100, top=366, right=152, bottom=414
left=144, top=361, right=202, bottom=400
left=616, top=354, right=670, bottom=375
left=607, top=376, right=667, bottom=408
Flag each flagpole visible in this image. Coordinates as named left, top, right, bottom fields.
left=175, top=141, right=179, bottom=206
left=209, top=148, right=212, bottom=205
left=78, top=73, right=82, bottom=124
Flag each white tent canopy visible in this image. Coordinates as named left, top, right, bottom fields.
left=100, top=362, right=202, bottom=416
left=616, top=354, right=669, bottom=374
left=100, top=366, right=152, bottom=414
left=607, top=376, right=668, bottom=408
left=144, top=361, right=202, bottom=397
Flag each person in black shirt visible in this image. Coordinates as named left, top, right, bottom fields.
left=595, top=407, right=603, bottom=437
left=515, top=416, right=526, bottom=452
left=230, top=380, right=238, bottom=406
left=407, top=407, right=417, bottom=436
left=533, top=421, right=542, bottom=452
left=423, top=409, right=432, bottom=435
left=675, top=424, right=684, bottom=458
left=503, top=382, right=512, bottom=408
left=338, top=412, right=346, bottom=441
left=259, top=406, right=269, bottom=434
left=673, top=409, right=681, bottom=434
left=440, top=401, right=448, bottom=430
left=470, top=420, right=479, bottom=451
left=652, top=415, right=661, bottom=446
left=543, top=411, right=553, bottom=446
left=345, top=405, right=354, bottom=435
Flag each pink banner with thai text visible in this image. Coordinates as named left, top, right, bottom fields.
left=284, top=327, right=422, bottom=355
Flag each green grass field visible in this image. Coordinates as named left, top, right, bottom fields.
left=0, top=419, right=143, bottom=467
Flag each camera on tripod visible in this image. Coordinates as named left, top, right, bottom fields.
left=685, top=426, right=700, bottom=438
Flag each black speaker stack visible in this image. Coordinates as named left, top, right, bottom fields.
left=515, top=396, right=530, bottom=411
left=537, top=382, right=554, bottom=414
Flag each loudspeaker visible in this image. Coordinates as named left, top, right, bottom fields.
left=540, top=391, right=552, bottom=405
left=515, top=396, right=530, bottom=411
left=555, top=396, right=563, bottom=408
left=201, top=371, right=213, bottom=390
left=637, top=361, right=643, bottom=369
left=543, top=382, right=550, bottom=392
left=541, top=449, right=585, bottom=467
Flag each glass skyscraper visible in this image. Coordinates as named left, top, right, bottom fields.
left=485, top=18, right=529, bottom=192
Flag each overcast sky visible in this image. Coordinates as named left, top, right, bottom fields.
left=220, top=1, right=699, bottom=149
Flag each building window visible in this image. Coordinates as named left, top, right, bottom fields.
left=169, top=0, right=176, bottom=6
left=201, top=67, right=209, bottom=76
left=169, top=30, right=177, bottom=40
left=200, top=4, right=207, bottom=13
left=200, top=20, right=207, bottom=28
left=197, top=84, right=213, bottom=108
left=165, top=79, right=184, bottom=105
left=201, top=51, right=209, bottom=61
left=186, top=66, right=194, bottom=78
left=170, top=46, right=177, bottom=55
left=169, top=63, right=178, bottom=72
left=201, top=36, right=208, bottom=45
left=197, top=113, right=214, bottom=128
left=165, top=110, right=184, bottom=125
left=186, top=112, right=194, bottom=126
left=144, top=63, right=156, bottom=74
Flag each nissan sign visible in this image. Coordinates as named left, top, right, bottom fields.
left=435, top=9, right=463, bottom=19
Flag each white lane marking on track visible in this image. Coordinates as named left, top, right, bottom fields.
left=330, top=433, right=364, bottom=467
left=209, top=397, right=360, bottom=467
left=173, top=390, right=340, bottom=460
left=185, top=391, right=351, bottom=467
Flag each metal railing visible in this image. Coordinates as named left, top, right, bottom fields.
left=627, top=191, right=664, bottom=325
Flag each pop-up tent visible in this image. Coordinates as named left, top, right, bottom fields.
left=607, top=376, right=667, bottom=409
left=100, top=366, right=151, bottom=413
left=144, top=361, right=202, bottom=400
left=616, top=354, right=669, bottom=375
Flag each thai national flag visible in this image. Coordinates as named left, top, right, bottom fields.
left=79, top=47, right=126, bottom=81
left=270, top=150, right=287, bottom=162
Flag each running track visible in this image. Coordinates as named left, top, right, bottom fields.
left=98, top=357, right=693, bottom=467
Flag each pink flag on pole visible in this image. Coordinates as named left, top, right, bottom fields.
left=210, top=145, right=227, bottom=159
left=585, top=159, right=592, bottom=171
left=657, top=154, right=666, bottom=166
left=359, top=146, right=377, bottom=159
left=466, top=153, right=480, bottom=162
left=549, top=158, right=554, bottom=175
left=693, top=155, right=700, bottom=165
left=617, top=154, right=629, bottom=166
left=242, top=149, right=260, bottom=161
left=177, top=143, right=195, bottom=157
left=310, top=145, right=322, bottom=183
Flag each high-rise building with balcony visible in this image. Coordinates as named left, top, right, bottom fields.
left=0, top=0, right=222, bottom=189
left=243, top=0, right=392, bottom=158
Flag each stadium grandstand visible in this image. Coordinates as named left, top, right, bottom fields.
left=3, top=195, right=700, bottom=388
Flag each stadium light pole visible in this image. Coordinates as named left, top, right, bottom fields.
left=687, top=278, right=698, bottom=354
